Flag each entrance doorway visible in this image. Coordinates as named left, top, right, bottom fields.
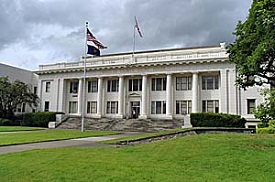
left=131, top=101, right=140, bottom=119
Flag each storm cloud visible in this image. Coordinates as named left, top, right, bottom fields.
left=0, top=0, right=252, bottom=70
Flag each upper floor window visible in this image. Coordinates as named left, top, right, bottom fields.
left=202, top=76, right=219, bottom=90
left=88, top=80, right=98, bottom=93
left=33, top=86, right=37, bottom=95
left=247, top=99, right=256, bottom=114
left=45, top=82, right=51, bottom=92
left=152, top=78, right=166, bottom=91
left=129, top=79, right=142, bottom=91
left=70, top=81, right=79, bottom=94
left=202, top=100, right=219, bottom=113
left=107, top=79, right=119, bottom=92
left=176, top=76, right=192, bottom=90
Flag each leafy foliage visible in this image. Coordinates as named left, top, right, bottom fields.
left=0, top=77, right=38, bottom=119
left=254, top=89, right=275, bottom=126
left=228, top=0, right=275, bottom=88
left=190, top=112, right=246, bottom=128
left=20, top=112, right=57, bottom=127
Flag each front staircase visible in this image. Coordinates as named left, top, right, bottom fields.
left=57, top=117, right=182, bottom=132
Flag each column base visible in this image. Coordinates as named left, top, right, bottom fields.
left=93, top=114, right=102, bottom=118
left=164, top=115, right=173, bottom=120
left=114, top=115, right=123, bottom=119
left=139, top=115, right=148, bottom=119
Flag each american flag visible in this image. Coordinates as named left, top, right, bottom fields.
left=87, top=28, right=107, bottom=49
left=135, top=16, right=143, bottom=38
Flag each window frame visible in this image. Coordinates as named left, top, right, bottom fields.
left=151, top=77, right=166, bottom=91
left=88, top=80, right=98, bottom=93
left=70, top=81, right=79, bottom=94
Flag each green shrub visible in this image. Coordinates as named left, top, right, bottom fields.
left=190, top=112, right=246, bottom=128
left=256, top=127, right=275, bottom=134
left=257, top=122, right=268, bottom=128
left=0, top=118, right=11, bottom=126
left=20, top=112, right=57, bottom=127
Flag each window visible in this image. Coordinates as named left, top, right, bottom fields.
left=88, top=80, right=98, bottom=92
left=44, top=101, right=50, bottom=112
left=176, top=100, right=192, bottom=114
left=107, top=79, right=119, bottom=92
left=107, top=101, right=118, bottom=114
left=69, top=101, right=78, bottom=113
left=70, top=81, right=79, bottom=93
left=202, top=76, right=219, bottom=90
left=176, top=77, right=192, bottom=90
left=129, top=79, right=142, bottom=91
left=45, top=82, right=51, bottom=92
left=17, top=103, right=26, bottom=113
left=33, top=86, right=37, bottom=95
left=202, top=100, right=219, bottom=113
left=152, top=78, right=166, bottom=91
left=247, top=99, right=256, bottom=114
left=151, top=101, right=166, bottom=114
left=87, top=101, right=97, bottom=114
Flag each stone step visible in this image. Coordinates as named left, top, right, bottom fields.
left=57, top=117, right=182, bottom=132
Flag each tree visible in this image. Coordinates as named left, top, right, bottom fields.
left=0, top=77, right=38, bottom=119
left=228, top=0, right=275, bottom=88
left=254, top=89, right=275, bottom=127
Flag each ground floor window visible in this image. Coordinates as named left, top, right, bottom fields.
left=202, top=100, right=219, bottom=113
left=247, top=99, right=256, bottom=114
left=87, top=101, right=97, bottom=114
left=107, top=101, right=118, bottom=114
left=69, top=101, right=78, bottom=113
left=176, top=100, right=192, bottom=114
left=151, top=101, right=166, bottom=114
left=44, top=101, right=50, bottom=112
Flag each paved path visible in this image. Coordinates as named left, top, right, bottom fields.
left=0, top=133, right=137, bottom=155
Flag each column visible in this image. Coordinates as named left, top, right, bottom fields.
left=220, top=69, right=228, bottom=113
left=166, top=74, right=173, bottom=119
left=192, top=72, right=199, bottom=113
left=57, top=78, right=65, bottom=112
left=118, top=76, right=124, bottom=118
left=96, top=77, right=103, bottom=118
left=77, top=78, right=83, bottom=115
left=140, top=75, right=148, bottom=119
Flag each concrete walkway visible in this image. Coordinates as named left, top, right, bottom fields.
left=0, top=133, right=137, bottom=155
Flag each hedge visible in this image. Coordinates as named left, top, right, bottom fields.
left=190, top=112, right=246, bottom=128
left=19, top=112, right=58, bottom=127
left=256, top=127, right=275, bottom=134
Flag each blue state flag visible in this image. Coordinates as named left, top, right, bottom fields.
left=87, top=45, right=100, bottom=56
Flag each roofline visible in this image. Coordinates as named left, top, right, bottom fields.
left=85, top=45, right=221, bottom=58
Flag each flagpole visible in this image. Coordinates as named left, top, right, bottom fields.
left=81, top=22, right=88, bottom=132
left=132, top=16, right=136, bottom=62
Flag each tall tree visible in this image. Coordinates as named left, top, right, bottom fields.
left=0, top=77, right=38, bottom=119
left=228, top=0, right=275, bottom=88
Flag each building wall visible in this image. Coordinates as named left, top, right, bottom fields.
left=35, top=44, right=266, bottom=122
left=0, top=63, right=38, bottom=113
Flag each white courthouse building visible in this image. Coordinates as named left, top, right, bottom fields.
left=35, top=43, right=265, bottom=127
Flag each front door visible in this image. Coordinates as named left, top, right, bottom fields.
left=131, top=101, right=140, bottom=119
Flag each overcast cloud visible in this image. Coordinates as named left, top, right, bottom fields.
left=0, top=0, right=252, bottom=70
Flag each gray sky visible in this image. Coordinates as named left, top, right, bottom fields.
left=0, top=0, right=252, bottom=70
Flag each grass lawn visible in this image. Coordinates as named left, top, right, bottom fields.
left=1, top=134, right=275, bottom=181
left=0, top=129, right=120, bottom=146
left=0, top=126, right=44, bottom=132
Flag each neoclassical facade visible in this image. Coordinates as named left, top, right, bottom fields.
left=35, top=43, right=266, bottom=126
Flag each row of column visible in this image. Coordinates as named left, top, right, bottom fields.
left=73, top=71, right=222, bottom=118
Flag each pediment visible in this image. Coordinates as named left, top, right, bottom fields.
left=128, top=92, right=141, bottom=97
